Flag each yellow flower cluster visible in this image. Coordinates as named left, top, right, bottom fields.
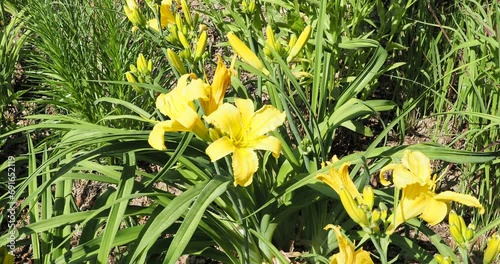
left=147, top=55, right=286, bottom=187
left=126, top=54, right=153, bottom=91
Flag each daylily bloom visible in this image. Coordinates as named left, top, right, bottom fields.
left=148, top=74, right=210, bottom=150
left=380, top=150, right=484, bottom=234
left=204, top=98, right=285, bottom=186
left=227, top=32, right=270, bottom=75
left=147, top=1, right=175, bottom=32
left=325, top=225, right=374, bottom=264
left=317, top=162, right=373, bottom=228
left=199, top=55, right=234, bottom=116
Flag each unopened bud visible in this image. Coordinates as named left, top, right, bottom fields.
left=177, top=30, right=190, bottom=49
left=180, top=0, right=192, bottom=28
left=287, top=25, right=311, bottom=63
left=167, top=49, right=187, bottom=75
left=194, top=30, right=208, bottom=61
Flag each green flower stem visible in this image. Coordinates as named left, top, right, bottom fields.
left=458, top=246, right=469, bottom=264
left=370, top=235, right=388, bottom=264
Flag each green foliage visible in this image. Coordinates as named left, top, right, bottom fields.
left=24, top=0, right=156, bottom=128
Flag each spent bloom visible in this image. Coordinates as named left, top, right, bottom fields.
left=148, top=74, right=209, bottom=150
left=325, top=225, right=373, bottom=264
left=204, top=98, right=285, bottom=187
left=316, top=160, right=373, bottom=228
left=380, top=150, right=484, bottom=234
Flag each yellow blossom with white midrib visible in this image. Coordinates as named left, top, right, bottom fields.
left=204, top=98, right=285, bottom=187
left=380, top=150, right=484, bottom=234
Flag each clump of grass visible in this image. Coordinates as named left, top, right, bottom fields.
left=25, top=0, right=155, bottom=129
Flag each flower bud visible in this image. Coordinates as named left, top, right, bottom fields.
left=484, top=233, right=500, bottom=264
left=286, top=25, right=311, bottom=63
left=167, top=49, right=187, bottom=75
left=372, top=209, right=381, bottom=223
left=449, top=211, right=467, bottom=247
left=247, top=0, right=256, bottom=13
left=124, top=0, right=146, bottom=27
left=180, top=0, right=192, bottom=28
left=177, top=30, right=190, bottom=49
left=227, top=32, right=270, bottom=75
left=194, top=30, right=208, bottom=61
left=363, top=186, right=374, bottom=210
left=434, top=254, right=453, bottom=264
left=136, top=54, right=148, bottom=73
left=125, top=72, right=137, bottom=83
left=175, top=13, right=183, bottom=31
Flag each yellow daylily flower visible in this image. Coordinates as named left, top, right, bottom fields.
left=199, top=55, right=234, bottom=116
left=147, top=1, right=175, bottom=32
left=484, top=233, right=500, bottom=264
left=227, top=32, right=270, bottom=75
left=379, top=150, right=432, bottom=188
left=148, top=74, right=210, bottom=150
left=381, top=150, right=484, bottom=234
left=204, top=98, right=285, bottom=186
left=325, top=225, right=374, bottom=264
left=316, top=163, right=372, bottom=228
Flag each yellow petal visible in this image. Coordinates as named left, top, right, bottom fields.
left=147, top=18, right=160, bottom=32
left=160, top=3, right=175, bottom=27
left=392, top=165, right=423, bottom=188
left=354, top=248, right=374, bottom=264
left=180, top=77, right=209, bottom=102
left=251, top=135, right=281, bottom=158
left=338, top=163, right=362, bottom=200
left=401, top=150, right=431, bottom=184
left=204, top=103, right=242, bottom=137
left=232, top=148, right=259, bottom=187
left=379, top=164, right=398, bottom=186
left=202, top=55, right=231, bottom=115
left=340, top=188, right=370, bottom=227
left=148, top=120, right=189, bottom=150
left=386, top=185, right=427, bottom=234
left=420, top=196, right=448, bottom=225
left=247, top=105, right=286, bottom=138
left=327, top=225, right=355, bottom=264
left=234, top=98, right=254, bottom=127
left=206, top=136, right=235, bottom=162
left=227, top=32, right=270, bottom=75
left=434, top=191, right=485, bottom=214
